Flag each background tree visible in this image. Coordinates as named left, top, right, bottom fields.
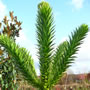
left=0, top=11, right=22, bottom=90
left=0, top=1, right=89, bottom=90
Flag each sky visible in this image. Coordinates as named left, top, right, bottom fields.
left=0, top=0, right=90, bottom=75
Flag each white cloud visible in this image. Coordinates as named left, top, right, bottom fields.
left=76, top=32, right=90, bottom=60
left=16, top=30, right=37, bottom=60
left=71, top=0, right=84, bottom=9
left=0, top=0, right=7, bottom=21
left=54, top=11, right=61, bottom=20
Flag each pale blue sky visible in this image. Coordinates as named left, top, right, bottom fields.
left=0, top=0, right=90, bottom=75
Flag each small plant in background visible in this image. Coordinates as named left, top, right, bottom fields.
left=0, top=1, right=89, bottom=90
left=0, top=12, right=22, bottom=90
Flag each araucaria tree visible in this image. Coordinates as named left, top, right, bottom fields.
left=0, top=1, right=89, bottom=90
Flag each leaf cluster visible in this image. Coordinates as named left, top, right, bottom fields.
left=0, top=11, right=22, bottom=90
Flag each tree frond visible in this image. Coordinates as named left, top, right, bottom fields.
left=36, top=1, right=55, bottom=88
left=0, top=35, right=41, bottom=88
left=50, top=24, right=89, bottom=87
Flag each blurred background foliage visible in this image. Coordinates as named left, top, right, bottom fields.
left=0, top=11, right=22, bottom=90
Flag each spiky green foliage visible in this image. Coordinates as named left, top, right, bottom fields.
left=0, top=1, right=89, bottom=90
left=0, top=35, right=41, bottom=89
left=36, top=2, right=55, bottom=89
left=49, top=24, right=89, bottom=87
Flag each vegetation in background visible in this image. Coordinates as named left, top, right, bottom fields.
left=0, top=1, right=89, bottom=90
left=0, top=12, right=22, bottom=90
